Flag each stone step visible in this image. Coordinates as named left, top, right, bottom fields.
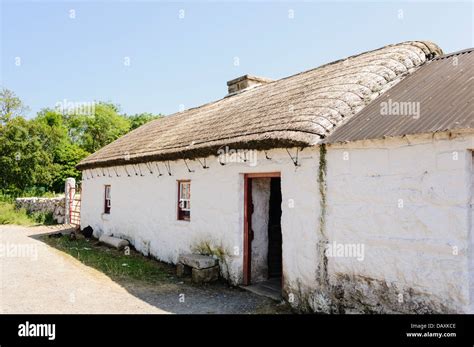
left=178, top=253, right=217, bottom=269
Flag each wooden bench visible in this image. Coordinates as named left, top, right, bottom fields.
left=176, top=254, right=219, bottom=284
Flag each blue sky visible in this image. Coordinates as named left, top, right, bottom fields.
left=1, top=1, right=472, bottom=118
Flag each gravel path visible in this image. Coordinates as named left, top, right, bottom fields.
left=0, top=225, right=287, bottom=314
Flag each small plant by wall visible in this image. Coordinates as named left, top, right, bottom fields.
left=309, top=144, right=337, bottom=312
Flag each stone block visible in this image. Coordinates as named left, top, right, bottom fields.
left=176, top=263, right=192, bottom=277
left=99, top=235, right=129, bottom=250
left=192, top=266, right=219, bottom=284
left=178, top=254, right=217, bottom=269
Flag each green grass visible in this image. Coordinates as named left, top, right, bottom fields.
left=43, top=235, right=175, bottom=284
left=28, top=211, right=57, bottom=225
left=0, top=201, right=36, bottom=225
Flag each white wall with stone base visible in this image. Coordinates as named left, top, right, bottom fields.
left=324, top=131, right=474, bottom=313
left=80, top=131, right=474, bottom=313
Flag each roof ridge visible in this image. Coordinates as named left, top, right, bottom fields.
left=433, top=48, right=474, bottom=60
left=166, top=41, right=442, bottom=117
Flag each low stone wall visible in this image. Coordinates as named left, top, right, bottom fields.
left=15, top=196, right=66, bottom=224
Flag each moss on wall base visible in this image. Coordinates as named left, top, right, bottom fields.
left=328, top=274, right=458, bottom=314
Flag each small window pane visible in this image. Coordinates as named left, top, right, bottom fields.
left=104, top=185, right=111, bottom=214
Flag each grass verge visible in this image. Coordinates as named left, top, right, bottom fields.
left=43, top=234, right=176, bottom=284
left=0, top=201, right=35, bottom=225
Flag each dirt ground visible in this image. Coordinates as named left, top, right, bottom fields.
left=0, top=225, right=292, bottom=314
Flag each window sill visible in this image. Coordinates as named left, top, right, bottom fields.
left=101, top=213, right=111, bottom=221
left=175, top=219, right=191, bottom=226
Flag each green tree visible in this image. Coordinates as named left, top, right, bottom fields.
left=33, top=109, right=89, bottom=192
left=0, top=117, right=53, bottom=193
left=0, top=89, right=163, bottom=195
left=50, top=142, right=89, bottom=192
left=127, top=112, right=162, bottom=130
left=65, top=102, right=130, bottom=153
left=34, top=109, right=69, bottom=153
left=0, top=88, right=28, bottom=125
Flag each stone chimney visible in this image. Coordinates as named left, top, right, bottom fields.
left=226, top=75, right=272, bottom=95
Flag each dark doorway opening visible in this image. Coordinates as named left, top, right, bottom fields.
left=267, top=177, right=282, bottom=279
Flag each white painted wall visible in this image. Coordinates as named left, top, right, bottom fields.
left=80, top=131, right=474, bottom=313
left=469, top=154, right=474, bottom=314
left=80, top=148, right=321, bottom=287
left=326, top=131, right=474, bottom=313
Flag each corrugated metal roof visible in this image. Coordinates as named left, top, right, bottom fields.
left=326, top=48, right=474, bottom=144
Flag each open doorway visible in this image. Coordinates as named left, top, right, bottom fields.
left=243, top=173, right=282, bottom=299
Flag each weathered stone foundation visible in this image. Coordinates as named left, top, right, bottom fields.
left=285, top=274, right=460, bottom=314
left=327, top=274, right=458, bottom=314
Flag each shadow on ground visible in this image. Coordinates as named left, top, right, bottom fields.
left=33, top=227, right=293, bottom=314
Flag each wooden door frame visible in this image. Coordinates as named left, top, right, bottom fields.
left=243, top=172, right=281, bottom=286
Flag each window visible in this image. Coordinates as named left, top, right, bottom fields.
left=104, top=185, right=111, bottom=214
left=177, top=180, right=191, bottom=221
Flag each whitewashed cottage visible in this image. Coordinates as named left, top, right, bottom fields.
left=77, top=41, right=474, bottom=313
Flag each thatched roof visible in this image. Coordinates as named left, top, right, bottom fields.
left=77, top=41, right=442, bottom=170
